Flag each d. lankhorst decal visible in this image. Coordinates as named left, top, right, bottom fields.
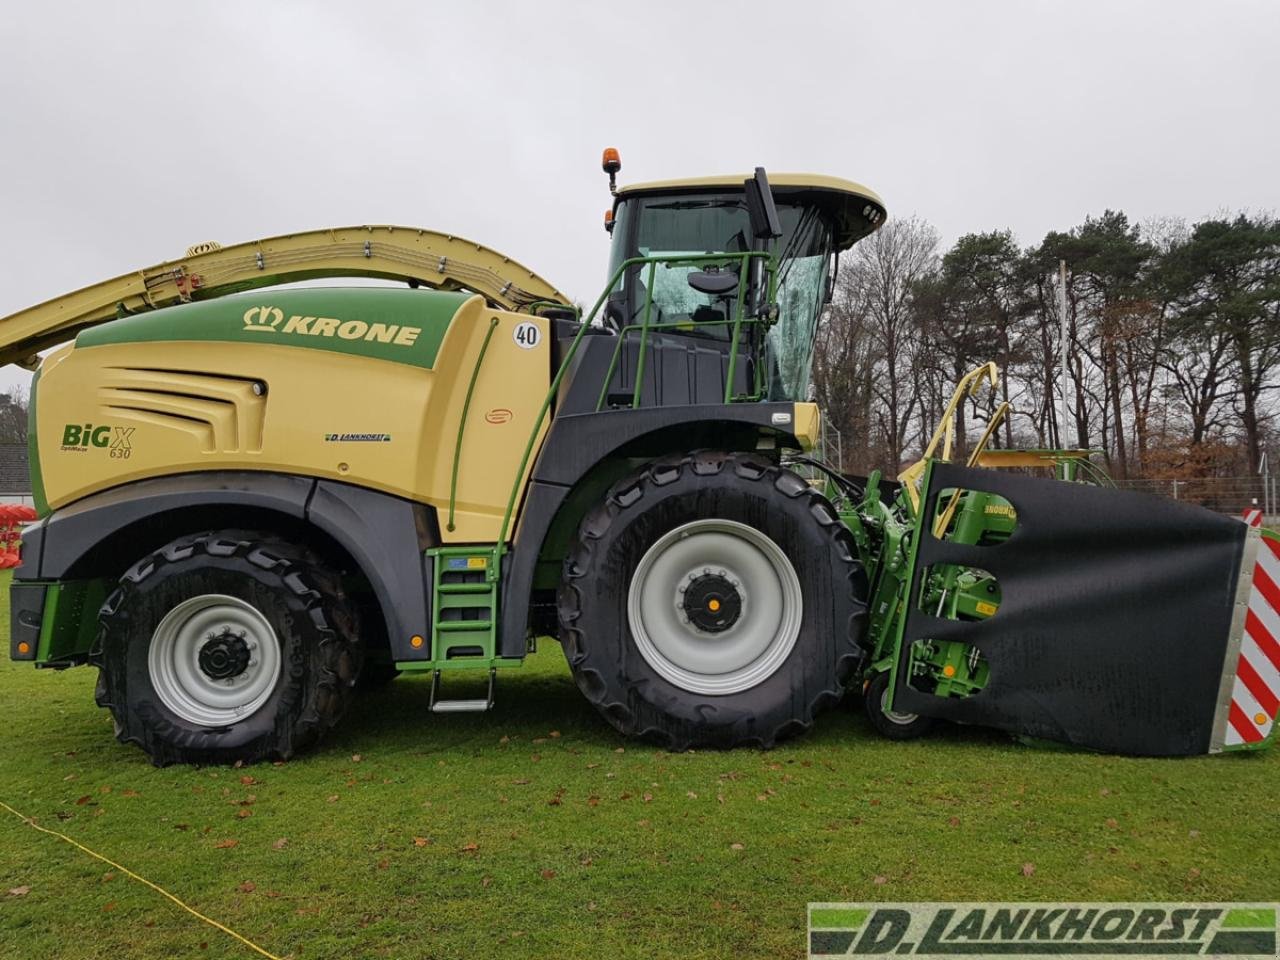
left=324, top=433, right=392, bottom=442
left=808, top=903, right=1278, bottom=960
left=243, top=305, right=421, bottom=346
left=61, top=423, right=134, bottom=459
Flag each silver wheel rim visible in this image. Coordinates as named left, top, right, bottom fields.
left=627, top=518, right=803, bottom=696
left=147, top=594, right=282, bottom=726
left=880, top=687, right=919, bottom=725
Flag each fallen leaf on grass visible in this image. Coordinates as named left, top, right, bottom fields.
left=239, top=776, right=257, bottom=787
left=213, top=839, right=239, bottom=849
left=460, top=842, right=479, bottom=853
left=540, top=869, right=557, bottom=880
left=1187, top=867, right=1202, bottom=880
left=1021, top=863, right=1036, bottom=877
left=413, top=837, right=431, bottom=847
left=730, top=843, right=745, bottom=851
left=351, top=754, right=362, bottom=763
left=376, top=859, right=389, bottom=870
left=238, top=882, right=256, bottom=893
left=75, top=796, right=91, bottom=806
left=272, top=838, right=288, bottom=850
left=512, top=778, right=531, bottom=786
left=642, top=793, right=653, bottom=803
left=7, top=886, right=30, bottom=897
left=326, top=795, right=339, bottom=803
left=482, top=876, right=492, bottom=888
left=587, top=795, right=600, bottom=807
left=549, top=731, right=561, bottom=739
left=236, top=809, right=252, bottom=819
left=102, top=901, right=116, bottom=912
left=686, top=791, right=698, bottom=800
left=873, top=875, right=888, bottom=885
left=1105, top=818, right=1119, bottom=829
left=947, top=816, right=960, bottom=827
left=499, top=735, right=510, bottom=744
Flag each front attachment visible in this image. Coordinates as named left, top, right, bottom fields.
left=891, top=461, right=1274, bottom=756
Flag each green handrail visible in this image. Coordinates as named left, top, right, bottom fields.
left=491, top=249, right=778, bottom=574
left=591, top=250, right=771, bottom=412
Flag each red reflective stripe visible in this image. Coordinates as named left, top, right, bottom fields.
left=1253, top=563, right=1280, bottom=621
left=1265, top=535, right=1280, bottom=561
left=1245, top=610, right=1280, bottom=674
left=1228, top=701, right=1264, bottom=743
left=1236, top=655, right=1279, bottom=718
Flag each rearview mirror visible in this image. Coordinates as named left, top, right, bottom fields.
left=687, top=271, right=740, bottom=296
left=744, top=167, right=782, bottom=241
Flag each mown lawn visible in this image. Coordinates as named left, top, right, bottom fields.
left=0, top=570, right=1277, bottom=960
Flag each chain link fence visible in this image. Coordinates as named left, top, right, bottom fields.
left=1110, top=475, right=1278, bottom=520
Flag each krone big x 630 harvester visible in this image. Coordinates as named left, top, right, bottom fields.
left=3, top=154, right=1276, bottom=764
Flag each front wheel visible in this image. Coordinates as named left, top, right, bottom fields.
left=862, top=671, right=936, bottom=740
left=558, top=452, right=867, bottom=750
left=94, top=531, right=361, bottom=766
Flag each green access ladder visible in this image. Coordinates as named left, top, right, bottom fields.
left=423, top=546, right=504, bottom=713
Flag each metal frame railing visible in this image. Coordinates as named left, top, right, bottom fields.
left=490, top=249, right=778, bottom=570
left=593, top=251, right=776, bottom=411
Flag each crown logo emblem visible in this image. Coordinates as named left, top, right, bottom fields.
left=243, top=306, right=284, bottom=331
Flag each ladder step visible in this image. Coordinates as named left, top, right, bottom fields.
left=437, top=583, right=494, bottom=594
left=436, top=620, right=492, bottom=632
left=430, top=698, right=492, bottom=714
left=429, top=667, right=495, bottom=714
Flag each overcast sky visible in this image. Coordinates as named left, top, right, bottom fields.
left=2, top=1, right=1277, bottom=393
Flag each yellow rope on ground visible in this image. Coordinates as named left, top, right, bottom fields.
left=0, top=800, right=283, bottom=960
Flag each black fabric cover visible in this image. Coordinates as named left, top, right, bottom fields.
left=893, top=462, right=1247, bottom=756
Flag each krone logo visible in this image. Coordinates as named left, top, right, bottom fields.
left=243, top=306, right=285, bottom=331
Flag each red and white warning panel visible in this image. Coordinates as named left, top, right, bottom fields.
left=1222, top=531, right=1280, bottom=748
left=1243, top=507, right=1263, bottom=527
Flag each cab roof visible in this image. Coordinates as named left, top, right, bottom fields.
left=614, top=173, right=886, bottom=251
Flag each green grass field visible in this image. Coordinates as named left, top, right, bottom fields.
left=1, top=571, right=1277, bottom=960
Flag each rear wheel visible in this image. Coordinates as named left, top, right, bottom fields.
left=94, top=531, right=362, bottom=766
left=558, top=452, right=867, bottom=750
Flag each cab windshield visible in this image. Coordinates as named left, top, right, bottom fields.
left=607, top=191, right=833, bottom=401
